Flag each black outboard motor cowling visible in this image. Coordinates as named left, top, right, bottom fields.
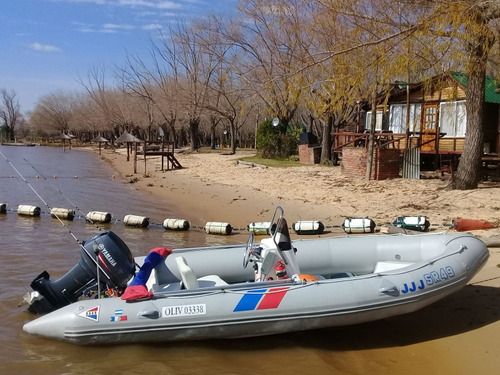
left=28, top=231, right=135, bottom=314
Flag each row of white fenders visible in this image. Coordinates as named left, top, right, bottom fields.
left=0, top=202, right=430, bottom=235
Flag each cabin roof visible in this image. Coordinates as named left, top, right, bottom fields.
left=387, top=71, right=500, bottom=105
left=450, top=72, right=500, bottom=104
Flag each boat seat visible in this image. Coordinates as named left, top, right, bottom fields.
left=175, top=256, right=199, bottom=289
left=374, top=261, right=414, bottom=273
left=197, top=275, right=228, bottom=288
left=175, top=256, right=228, bottom=289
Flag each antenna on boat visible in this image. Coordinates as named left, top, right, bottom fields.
left=94, top=245, right=101, bottom=299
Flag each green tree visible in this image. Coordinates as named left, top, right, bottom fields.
left=256, top=118, right=300, bottom=158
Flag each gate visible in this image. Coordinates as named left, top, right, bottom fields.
left=402, top=148, right=420, bottom=179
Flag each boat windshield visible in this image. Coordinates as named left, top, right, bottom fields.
left=275, top=218, right=292, bottom=251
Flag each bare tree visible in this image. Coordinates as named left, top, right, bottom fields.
left=116, top=47, right=181, bottom=146
left=35, top=91, right=74, bottom=134
left=194, top=15, right=256, bottom=154
left=224, top=0, right=314, bottom=125
left=1, top=88, right=22, bottom=141
left=79, top=64, right=131, bottom=138
left=153, top=21, right=220, bottom=151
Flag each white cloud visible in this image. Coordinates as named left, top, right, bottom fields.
left=142, top=23, right=163, bottom=30
left=72, top=21, right=136, bottom=33
left=103, top=23, right=136, bottom=30
left=118, top=0, right=182, bottom=9
left=29, top=43, right=62, bottom=52
left=56, top=0, right=182, bottom=9
left=156, top=1, right=182, bottom=10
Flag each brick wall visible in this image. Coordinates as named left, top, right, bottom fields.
left=341, top=147, right=400, bottom=180
left=299, top=144, right=309, bottom=163
left=299, top=144, right=321, bottom=164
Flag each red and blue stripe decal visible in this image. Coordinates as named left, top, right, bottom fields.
left=233, top=287, right=289, bottom=312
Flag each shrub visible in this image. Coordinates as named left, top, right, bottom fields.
left=256, top=119, right=300, bottom=159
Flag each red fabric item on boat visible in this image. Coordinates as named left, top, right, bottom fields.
left=121, top=247, right=172, bottom=301
left=121, top=284, right=153, bottom=300
left=151, top=247, right=172, bottom=258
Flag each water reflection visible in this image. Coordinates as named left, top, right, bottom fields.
left=1, top=146, right=244, bottom=375
left=2, top=145, right=479, bottom=375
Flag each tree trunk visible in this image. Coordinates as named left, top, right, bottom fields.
left=449, top=21, right=493, bottom=190
left=189, top=118, right=199, bottom=151
left=320, top=115, right=333, bottom=163
left=229, top=120, right=237, bottom=154
left=210, top=125, right=216, bottom=149
left=366, top=92, right=377, bottom=181
left=450, top=70, right=485, bottom=189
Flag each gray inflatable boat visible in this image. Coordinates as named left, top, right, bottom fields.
left=22, top=207, right=489, bottom=345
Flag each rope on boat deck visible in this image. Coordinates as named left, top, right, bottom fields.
left=153, top=281, right=321, bottom=300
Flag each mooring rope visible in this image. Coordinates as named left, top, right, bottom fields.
left=22, top=157, right=92, bottom=223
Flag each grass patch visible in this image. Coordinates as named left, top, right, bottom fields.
left=238, top=155, right=303, bottom=168
left=187, top=147, right=308, bottom=168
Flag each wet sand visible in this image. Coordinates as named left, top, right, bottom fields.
left=96, top=147, right=500, bottom=374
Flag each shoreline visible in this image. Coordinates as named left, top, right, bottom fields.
left=94, top=146, right=500, bottom=374
left=96, top=147, right=500, bottom=238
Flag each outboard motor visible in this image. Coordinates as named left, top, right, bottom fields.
left=27, top=231, right=135, bottom=314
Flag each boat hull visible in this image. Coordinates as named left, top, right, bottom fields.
left=23, top=232, right=489, bottom=345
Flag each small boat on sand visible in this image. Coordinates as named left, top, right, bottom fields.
left=22, top=207, right=489, bottom=345
left=1, top=142, right=36, bottom=146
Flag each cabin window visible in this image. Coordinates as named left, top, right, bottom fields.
left=439, top=101, right=466, bottom=137
left=388, top=104, right=422, bottom=134
left=365, top=110, right=384, bottom=131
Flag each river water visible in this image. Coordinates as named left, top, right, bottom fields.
left=0, top=145, right=469, bottom=374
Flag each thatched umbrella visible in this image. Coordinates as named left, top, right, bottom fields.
left=91, top=135, right=109, bottom=155
left=60, top=133, right=72, bottom=151
left=115, top=132, right=143, bottom=161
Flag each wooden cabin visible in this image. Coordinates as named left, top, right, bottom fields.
left=333, top=72, right=500, bottom=174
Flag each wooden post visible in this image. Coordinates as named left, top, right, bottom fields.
left=405, top=82, right=410, bottom=148
left=133, top=143, right=137, bottom=174
left=366, top=89, right=378, bottom=181
left=144, top=140, right=147, bottom=174
left=161, top=141, right=165, bottom=171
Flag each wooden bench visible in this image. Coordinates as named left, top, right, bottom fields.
left=482, top=155, right=500, bottom=180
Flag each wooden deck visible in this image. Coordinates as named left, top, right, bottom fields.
left=133, top=141, right=182, bottom=173
left=331, top=131, right=499, bottom=179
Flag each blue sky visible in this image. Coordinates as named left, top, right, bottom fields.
left=0, top=0, right=238, bottom=113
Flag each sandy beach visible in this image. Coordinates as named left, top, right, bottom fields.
left=99, top=147, right=499, bottom=236
left=97, top=146, right=500, bottom=374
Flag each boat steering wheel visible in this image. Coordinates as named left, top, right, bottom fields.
left=243, top=232, right=255, bottom=268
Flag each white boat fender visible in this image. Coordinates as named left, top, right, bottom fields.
left=392, top=216, right=430, bottom=232
left=292, top=220, right=325, bottom=235
left=86, top=211, right=112, bottom=223
left=163, top=218, right=190, bottom=231
left=247, top=222, right=272, bottom=235
left=17, top=204, right=41, bottom=217
left=342, top=218, right=376, bottom=233
left=50, top=207, right=75, bottom=221
left=0, top=203, right=6, bottom=214
left=124, top=214, right=150, bottom=228
left=205, top=222, right=232, bottom=235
